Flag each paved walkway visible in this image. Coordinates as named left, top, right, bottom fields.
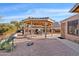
left=57, top=38, right=79, bottom=53
left=0, top=34, right=79, bottom=56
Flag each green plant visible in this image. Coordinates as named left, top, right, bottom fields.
left=0, top=37, right=13, bottom=52
left=4, top=42, right=12, bottom=52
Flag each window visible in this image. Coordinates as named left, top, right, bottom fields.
left=68, top=19, right=79, bottom=36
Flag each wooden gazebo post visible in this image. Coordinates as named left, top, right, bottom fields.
left=45, top=21, right=47, bottom=38
left=51, top=23, right=53, bottom=36
left=30, top=21, right=32, bottom=38
left=23, top=23, right=27, bottom=37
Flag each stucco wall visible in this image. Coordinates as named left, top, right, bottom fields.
left=65, top=34, right=79, bottom=41
left=61, top=14, right=79, bottom=41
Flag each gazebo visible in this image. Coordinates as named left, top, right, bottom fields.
left=22, top=17, right=54, bottom=38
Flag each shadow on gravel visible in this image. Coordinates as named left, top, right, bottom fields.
left=58, top=37, right=64, bottom=39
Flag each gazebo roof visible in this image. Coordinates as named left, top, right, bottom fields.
left=23, top=17, right=54, bottom=23
left=22, top=17, right=54, bottom=27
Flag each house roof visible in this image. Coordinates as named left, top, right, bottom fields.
left=61, top=14, right=79, bottom=22
left=61, top=3, right=79, bottom=22
left=70, top=3, right=79, bottom=13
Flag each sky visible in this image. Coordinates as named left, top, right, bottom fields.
left=0, top=3, right=77, bottom=23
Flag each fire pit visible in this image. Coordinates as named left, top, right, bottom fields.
left=26, top=40, right=34, bottom=46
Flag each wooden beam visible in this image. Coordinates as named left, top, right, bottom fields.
left=45, top=22, right=47, bottom=38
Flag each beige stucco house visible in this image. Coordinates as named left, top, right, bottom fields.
left=61, top=4, right=79, bottom=41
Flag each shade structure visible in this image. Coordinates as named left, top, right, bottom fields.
left=22, top=17, right=54, bottom=38
left=23, top=17, right=54, bottom=28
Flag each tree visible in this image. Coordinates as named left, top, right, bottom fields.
left=0, top=24, right=8, bottom=35
left=10, top=21, right=20, bottom=30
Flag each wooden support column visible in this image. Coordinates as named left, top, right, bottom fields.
left=45, top=22, right=47, bottom=38
left=30, top=21, right=32, bottom=38
left=51, top=23, right=53, bottom=36
left=23, top=24, right=26, bottom=37
left=27, top=24, right=28, bottom=34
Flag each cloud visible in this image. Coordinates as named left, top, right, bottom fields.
left=25, top=8, right=76, bottom=17
left=0, top=4, right=28, bottom=13
left=2, top=15, right=26, bottom=20
left=1, top=8, right=76, bottom=22
left=24, top=8, right=76, bottom=22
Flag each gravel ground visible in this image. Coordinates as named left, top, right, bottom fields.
left=0, top=36, right=79, bottom=56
